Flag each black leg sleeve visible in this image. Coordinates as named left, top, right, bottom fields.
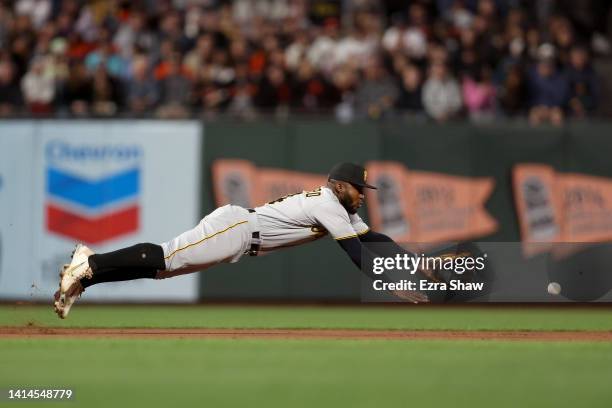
left=81, top=267, right=158, bottom=288
left=88, top=243, right=166, bottom=272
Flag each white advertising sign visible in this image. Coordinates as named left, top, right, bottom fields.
left=0, top=121, right=203, bottom=302
left=0, top=123, right=37, bottom=301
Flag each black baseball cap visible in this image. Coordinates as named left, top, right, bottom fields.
left=328, top=163, right=377, bottom=189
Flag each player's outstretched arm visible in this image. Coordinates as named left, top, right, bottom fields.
left=359, top=231, right=487, bottom=291
left=358, top=230, right=414, bottom=254
left=358, top=230, right=451, bottom=283
left=336, top=236, right=380, bottom=281
left=335, top=236, right=429, bottom=303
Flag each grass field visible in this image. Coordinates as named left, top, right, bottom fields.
left=2, top=305, right=612, bottom=408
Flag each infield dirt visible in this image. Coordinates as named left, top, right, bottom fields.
left=2, top=326, right=612, bottom=341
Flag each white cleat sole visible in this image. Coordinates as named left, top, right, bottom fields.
left=53, top=263, right=70, bottom=318
left=59, top=244, right=93, bottom=293
left=55, top=244, right=94, bottom=319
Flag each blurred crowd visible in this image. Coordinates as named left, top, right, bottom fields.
left=0, top=0, right=609, bottom=125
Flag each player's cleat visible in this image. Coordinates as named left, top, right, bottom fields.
left=60, top=244, right=94, bottom=292
left=56, top=244, right=94, bottom=319
left=53, top=281, right=84, bottom=319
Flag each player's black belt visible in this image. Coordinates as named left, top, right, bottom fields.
left=247, top=209, right=261, bottom=256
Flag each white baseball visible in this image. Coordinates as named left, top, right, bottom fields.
left=547, top=282, right=561, bottom=295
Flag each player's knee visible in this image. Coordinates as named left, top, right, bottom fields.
left=133, top=243, right=166, bottom=270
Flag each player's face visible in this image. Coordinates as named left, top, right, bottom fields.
left=340, top=182, right=365, bottom=214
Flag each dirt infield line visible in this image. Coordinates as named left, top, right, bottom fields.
left=1, top=327, right=612, bottom=341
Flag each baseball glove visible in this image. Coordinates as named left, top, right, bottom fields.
left=391, top=288, right=430, bottom=303
left=419, top=242, right=492, bottom=302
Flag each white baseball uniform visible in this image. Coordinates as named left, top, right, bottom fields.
left=158, top=186, right=369, bottom=278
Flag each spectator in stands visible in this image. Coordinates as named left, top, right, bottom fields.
left=527, top=48, right=570, bottom=126
left=229, top=36, right=250, bottom=66
left=498, top=64, right=528, bottom=118
left=334, top=13, right=379, bottom=70
left=85, top=31, right=128, bottom=78
left=227, top=79, right=256, bottom=119
left=395, top=64, right=424, bottom=114
left=549, top=16, right=575, bottom=65
left=183, top=33, right=214, bottom=78
left=0, top=4, right=12, bottom=48
left=382, top=4, right=428, bottom=62
left=113, top=11, right=155, bottom=59
left=91, top=65, right=121, bottom=117
left=0, top=59, right=23, bottom=116
left=196, top=49, right=237, bottom=114
left=14, top=0, right=51, bottom=30
left=46, top=40, right=70, bottom=86
left=556, top=0, right=612, bottom=55
left=157, top=11, right=189, bottom=54
left=208, top=49, right=236, bottom=88
left=0, top=0, right=608, bottom=121
left=157, top=54, right=192, bottom=118
left=10, top=34, right=32, bottom=79
left=60, top=60, right=93, bottom=116
left=422, top=62, right=463, bottom=122
left=21, top=56, right=54, bottom=114
left=454, top=27, right=480, bottom=78
left=462, top=65, right=497, bottom=122
left=525, top=27, right=543, bottom=62
left=427, top=42, right=450, bottom=66
left=153, top=39, right=179, bottom=81
left=566, top=45, right=599, bottom=118
left=307, top=18, right=340, bottom=75
left=254, top=65, right=291, bottom=112
left=495, top=37, right=527, bottom=84
left=126, top=55, right=159, bottom=114
left=441, top=0, right=473, bottom=30
left=473, top=0, right=504, bottom=67
left=354, top=57, right=398, bottom=119
left=291, top=59, right=335, bottom=112
left=285, top=30, right=310, bottom=72
left=331, top=64, right=358, bottom=122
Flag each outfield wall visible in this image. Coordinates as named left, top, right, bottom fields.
left=200, top=120, right=612, bottom=302
left=1, top=119, right=612, bottom=302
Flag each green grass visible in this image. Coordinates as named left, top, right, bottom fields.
left=1, top=304, right=612, bottom=331
left=2, top=305, right=612, bottom=408
left=2, top=338, right=612, bottom=408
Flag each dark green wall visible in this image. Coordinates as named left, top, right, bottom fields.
left=199, top=120, right=612, bottom=300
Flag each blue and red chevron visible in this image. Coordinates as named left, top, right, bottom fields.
left=46, top=166, right=140, bottom=244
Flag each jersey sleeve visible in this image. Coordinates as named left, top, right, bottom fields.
left=349, top=213, right=369, bottom=235
left=310, top=201, right=359, bottom=240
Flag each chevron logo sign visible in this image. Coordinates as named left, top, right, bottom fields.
left=45, top=141, right=142, bottom=244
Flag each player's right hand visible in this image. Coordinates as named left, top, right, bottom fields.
left=391, top=289, right=430, bottom=304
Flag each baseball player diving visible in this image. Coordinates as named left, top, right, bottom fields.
left=54, top=163, right=443, bottom=318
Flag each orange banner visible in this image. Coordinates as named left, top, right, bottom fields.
left=213, top=159, right=498, bottom=244
left=559, top=173, right=612, bottom=242
left=513, top=164, right=612, bottom=257
left=512, top=164, right=562, bottom=257
left=212, top=159, right=258, bottom=208
left=365, top=161, right=498, bottom=243
left=362, top=162, right=413, bottom=242
left=212, top=159, right=326, bottom=207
